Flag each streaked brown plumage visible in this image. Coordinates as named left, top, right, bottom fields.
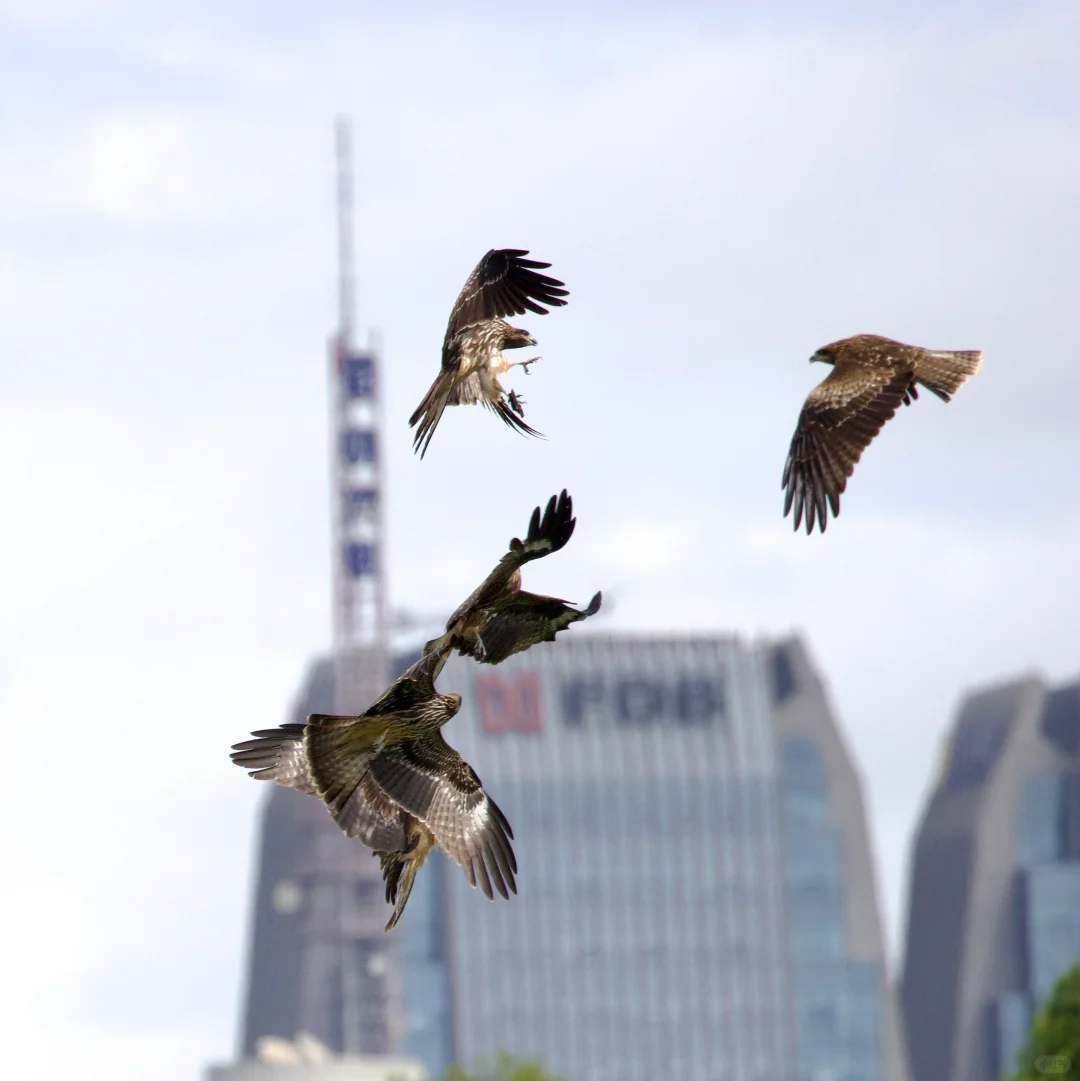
left=424, top=489, right=602, bottom=665
left=230, top=647, right=517, bottom=930
left=782, top=334, right=982, bottom=534
left=409, top=248, right=569, bottom=457
left=369, top=733, right=517, bottom=930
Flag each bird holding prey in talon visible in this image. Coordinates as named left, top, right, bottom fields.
left=229, top=646, right=517, bottom=931
left=782, top=334, right=982, bottom=534
left=409, top=248, right=569, bottom=457
left=424, top=488, right=602, bottom=666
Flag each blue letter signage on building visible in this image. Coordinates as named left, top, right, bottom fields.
left=343, top=429, right=376, bottom=464
left=344, top=488, right=378, bottom=522
left=344, top=355, right=375, bottom=399
left=561, top=675, right=725, bottom=727
left=344, top=543, right=376, bottom=577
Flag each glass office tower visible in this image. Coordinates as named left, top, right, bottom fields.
left=902, top=674, right=1080, bottom=1081
left=392, top=633, right=907, bottom=1081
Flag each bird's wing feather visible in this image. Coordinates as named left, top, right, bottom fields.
left=445, top=249, right=568, bottom=346
left=231, top=720, right=406, bottom=849
left=438, top=490, right=576, bottom=635
left=291, top=646, right=450, bottom=843
left=303, top=714, right=392, bottom=831
left=230, top=724, right=318, bottom=795
left=782, top=362, right=914, bottom=534
left=366, top=734, right=517, bottom=901
left=333, top=771, right=408, bottom=851
left=472, top=590, right=602, bottom=664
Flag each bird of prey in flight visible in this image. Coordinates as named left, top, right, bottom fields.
left=424, top=489, right=602, bottom=665
left=782, top=334, right=982, bottom=534
left=368, top=737, right=517, bottom=930
left=409, top=248, right=569, bottom=458
left=230, top=647, right=517, bottom=931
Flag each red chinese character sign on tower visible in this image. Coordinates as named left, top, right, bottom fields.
left=476, top=672, right=546, bottom=735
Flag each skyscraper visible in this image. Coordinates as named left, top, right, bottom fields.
left=901, top=671, right=1080, bottom=1081
left=391, top=633, right=907, bottom=1081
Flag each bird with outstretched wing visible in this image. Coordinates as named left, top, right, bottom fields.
left=229, top=646, right=517, bottom=930
left=409, top=248, right=569, bottom=457
left=782, top=334, right=982, bottom=534
left=424, top=488, right=602, bottom=665
left=368, top=732, right=517, bottom=930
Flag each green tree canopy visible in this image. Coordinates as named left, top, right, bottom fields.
left=442, top=1053, right=563, bottom=1081
left=1012, top=961, right=1080, bottom=1080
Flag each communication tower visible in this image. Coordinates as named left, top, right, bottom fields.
left=237, top=119, right=402, bottom=1060
left=329, top=117, right=388, bottom=713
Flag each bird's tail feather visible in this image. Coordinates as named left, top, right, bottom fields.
left=409, top=373, right=455, bottom=458
left=378, top=852, right=402, bottom=905
left=916, top=350, right=982, bottom=402
left=383, top=858, right=418, bottom=932
left=382, top=843, right=431, bottom=932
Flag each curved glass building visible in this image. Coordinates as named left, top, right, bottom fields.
left=901, top=673, right=1080, bottom=1081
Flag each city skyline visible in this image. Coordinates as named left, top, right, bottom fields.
left=260, top=632, right=908, bottom=1081
left=2, top=3, right=1079, bottom=1080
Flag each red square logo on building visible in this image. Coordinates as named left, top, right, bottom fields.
left=476, top=673, right=545, bottom=735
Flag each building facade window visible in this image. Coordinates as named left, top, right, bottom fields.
left=1015, top=772, right=1065, bottom=867
left=389, top=640, right=893, bottom=1081
left=985, top=768, right=1080, bottom=1079
left=781, top=737, right=883, bottom=1081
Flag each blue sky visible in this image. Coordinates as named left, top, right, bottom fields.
left=1, top=2, right=1079, bottom=1079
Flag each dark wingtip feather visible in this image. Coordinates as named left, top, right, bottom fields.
left=486, top=848, right=510, bottom=900
left=488, top=797, right=515, bottom=844
left=491, top=397, right=545, bottom=439
left=542, top=493, right=557, bottom=527
left=473, top=853, right=494, bottom=900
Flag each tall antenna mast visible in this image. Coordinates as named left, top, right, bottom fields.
left=328, top=116, right=388, bottom=710
left=336, top=118, right=355, bottom=344
left=315, top=116, right=399, bottom=1053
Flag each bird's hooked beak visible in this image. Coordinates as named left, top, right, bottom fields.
left=503, top=329, right=537, bottom=350
left=809, top=351, right=827, bottom=364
